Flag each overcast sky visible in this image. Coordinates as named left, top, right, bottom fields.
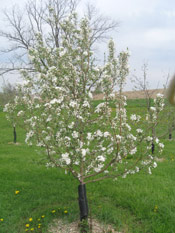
left=0, top=0, right=175, bottom=90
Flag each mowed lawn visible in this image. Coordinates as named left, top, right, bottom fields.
left=1, top=100, right=175, bottom=233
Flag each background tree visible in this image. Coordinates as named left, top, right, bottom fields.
left=0, top=0, right=118, bottom=77
left=131, top=64, right=166, bottom=154
left=0, top=82, right=17, bottom=106
left=0, top=82, right=19, bottom=143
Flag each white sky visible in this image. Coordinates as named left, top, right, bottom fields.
left=0, top=0, right=175, bottom=90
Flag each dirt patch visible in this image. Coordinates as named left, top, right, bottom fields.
left=8, top=142, right=21, bottom=145
left=48, top=218, right=122, bottom=233
left=93, top=89, right=165, bottom=100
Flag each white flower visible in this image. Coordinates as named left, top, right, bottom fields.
left=68, top=122, right=75, bottom=129
left=62, top=152, right=71, bottom=165
left=128, top=134, right=136, bottom=141
left=72, top=131, right=78, bottom=139
left=45, top=136, right=51, bottom=141
left=146, top=136, right=153, bottom=142
left=3, top=103, right=10, bottom=112
left=83, top=51, right=88, bottom=56
left=37, top=142, right=44, bottom=147
left=96, top=130, right=103, bottom=137
left=159, top=143, right=164, bottom=148
left=148, top=154, right=153, bottom=160
left=94, top=164, right=104, bottom=173
left=116, top=135, right=122, bottom=141
left=153, top=162, right=157, bottom=168
left=95, top=103, right=105, bottom=113
left=81, top=149, right=87, bottom=158
left=82, top=100, right=90, bottom=108
left=125, top=123, right=131, bottom=131
left=150, top=107, right=156, bottom=112
left=156, top=93, right=164, bottom=98
left=109, top=93, right=115, bottom=99
left=64, top=137, right=70, bottom=142
left=104, top=132, right=110, bottom=137
left=148, top=167, right=152, bottom=174
left=79, top=141, right=84, bottom=148
left=87, top=132, right=92, bottom=140
left=88, top=92, right=93, bottom=99
left=101, top=147, right=106, bottom=151
left=155, top=138, right=159, bottom=143
left=50, top=98, right=63, bottom=105
left=17, top=110, right=24, bottom=117
left=104, top=170, right=109, bottom=174
left=107, top=147, right=113, bottom=154
left=35, top=104, right=40, bottom=109
left=46, top=115, right=52, bottom=122
left=130, top=114, right=137, bottom=121
left=130, top=147, right=137, bottom=155
left=136, top=129, right=143, bottom=134
left=97, top=155, right=106, bottom=162
left=69, top=100, right=78, bottom=108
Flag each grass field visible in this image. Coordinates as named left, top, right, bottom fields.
left=1, top=99, right=175, bottom=233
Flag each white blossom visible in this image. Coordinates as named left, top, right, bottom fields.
left=95, top=130, right=103, bottom=137
left=82, top=100, right=90, bottom=108
left=17, top=110, right=24, bottom=117
left=68, top=122, right=75, bottom=129
left=97, top=155, right=106, bottom=162
left=130, top=114, right=137, bottom=121
left=87, top=132, right=92, bottom=140
left=159, top=143, right=164, bottom=148
left=150, top=107, right=156, bottom=112
left=72, top=131, right=79, bottom=139
left=130, top=147, right=137, bottom=155
left=62, top=153, right=71, bottom=165
left=136, top=129, right=143, bottom=134
left=104, top=132, right=110, bottom=137
left=69, top=100, right=78, bottom=108
left=88, top=92, right=93, bottom=99
left=153, top=162, right=157, bottom=168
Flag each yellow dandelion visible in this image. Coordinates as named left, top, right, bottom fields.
left=51, top=210, right=56, bottom=213
left=15, top=190, right=20, bottom=195
left=154, top=205, right=158, bottom=212
left=38, top=218, right=40, bottom=221
left=41, top=215, right=45, bottom=218
left=30, top=228, right=34, bottom=231
left=38, top=225, right=41, bottom=229
left=25, top=224, right=30, bottom=228
left=64, top=210, right=68, bottom=214
left=25, top=229, right=29, bottom=232
left=29, top=218, right=33, bottom=222
left=0, top=218, right=4, bottom=222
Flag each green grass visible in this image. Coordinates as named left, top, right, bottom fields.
left=1, top=100, right=175, bottom=233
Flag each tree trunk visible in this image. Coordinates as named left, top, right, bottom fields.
left=78, top=184, right=88, bottom=221
left=13, top=126, right=17, bottom=144
left=169, top=133, right=172, bottom=140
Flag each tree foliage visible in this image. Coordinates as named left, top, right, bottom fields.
left=4, top=12, right=164, bottom=184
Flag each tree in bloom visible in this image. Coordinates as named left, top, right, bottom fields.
left=130, top=64, right=166, bottom=152
left=144, top=93, right=165, bottom=154
left=4, top=13, right=164, bottom=225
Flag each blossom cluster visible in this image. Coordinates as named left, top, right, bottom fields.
left=4, top=13, right=164, bottom=184
left=146, top=93, right=165, bottom=123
